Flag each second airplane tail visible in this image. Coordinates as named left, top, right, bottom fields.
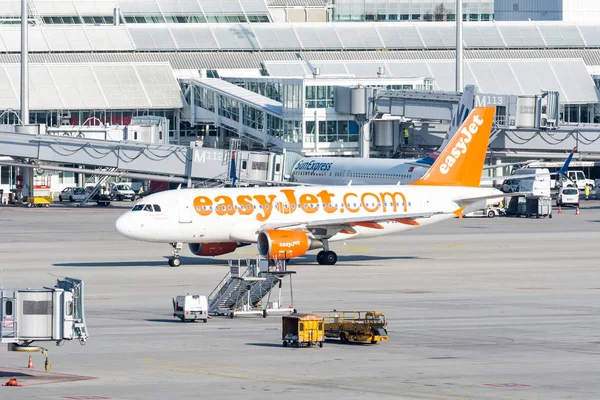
left=411, top=106, right=496, bottom=187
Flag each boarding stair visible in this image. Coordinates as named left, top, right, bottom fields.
left=208, top=258, right=295, bottom=317
left=79, top=168, right=116, bottom=206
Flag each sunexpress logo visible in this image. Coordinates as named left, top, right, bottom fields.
left=440, top=113, right=484, bottom=175
left=295, top=160, right=333, bottom=171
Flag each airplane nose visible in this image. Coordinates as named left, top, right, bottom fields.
left=115, top=213, right=134, bottom=238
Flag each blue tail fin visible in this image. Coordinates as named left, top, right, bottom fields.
left=557, top=147, right=576, bottom=175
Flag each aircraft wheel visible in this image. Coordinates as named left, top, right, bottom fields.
left=316, top=251, right=325, bottom=265
left=323, top=251, right=337, bottom=265
left=169, top=257, right=181, bottom=267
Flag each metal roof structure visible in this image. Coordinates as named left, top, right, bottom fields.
left=1, top=22, right=600, bottom=53
left=263, top=59, right=600, bottom=104
left=0, top=63, right=182, bottom=110
left=1, top=49, right=600, bottom=71
left=0, top=0, right=272, bottom=17
left=193, top=78, right=283, bottom=115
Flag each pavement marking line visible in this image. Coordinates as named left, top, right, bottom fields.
left=156, top=365, right=472, bottom=399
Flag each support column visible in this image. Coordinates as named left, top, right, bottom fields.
left=359, top=121, right=370, bottom=159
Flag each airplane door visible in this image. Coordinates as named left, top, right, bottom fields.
left=1, top=297, right=16, bottom=340
left=177, top=194, right=192, bottom=223
left=342, top=170, right=351, bottom=184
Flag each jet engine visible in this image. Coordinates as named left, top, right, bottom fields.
left=188, top=242, right=238, bottom=257
left=257, top=230, right=318, bottom=260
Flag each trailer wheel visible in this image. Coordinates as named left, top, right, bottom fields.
left=340, top=333, right=348, bottom=343
left=229, top=312, right=234, bottom=319
left=203, top=319, right=208, bottom=323
left=262, top=309, right=267, bottom=318
left=549, top=214, right=552, bottom=219
left=319, top=341, right=323, bottom=348
left=487, top=210, right=495, bottom=218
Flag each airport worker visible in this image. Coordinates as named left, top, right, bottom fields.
left=403, top=128, right=409, bottom=145
left=585, top=185, right=590, bottom=201
left=137, top=186, right=144, bottom=200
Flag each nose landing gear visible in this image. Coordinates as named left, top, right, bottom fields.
left=168, top=242, right=183, bottom=267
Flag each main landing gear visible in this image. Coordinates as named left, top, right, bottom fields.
left=168, top=242, right=183, bottom=267
left=316, top=251, right=337, bottom=265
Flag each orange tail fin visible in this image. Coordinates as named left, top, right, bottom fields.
left=411, top=106, right=495, bottom=187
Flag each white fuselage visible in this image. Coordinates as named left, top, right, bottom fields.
left=115, top=185, right=502, bottom=247
left=289, top=158, right=430, bottom=186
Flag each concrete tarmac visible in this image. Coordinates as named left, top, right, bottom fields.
left=0, top=201, right=599, bottom=399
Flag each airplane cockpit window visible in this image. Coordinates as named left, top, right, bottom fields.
left=153, top=205, right=162, bottom=212
left=132, top=204, right=144, bottom=211
left=143, top=204, right=154, bottom=212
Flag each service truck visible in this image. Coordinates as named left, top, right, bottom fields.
left=173, top=294, right=208, bottom=322
left=556, top=170, right=594, bottom=190
left=322, top=311, right=388, bottom=344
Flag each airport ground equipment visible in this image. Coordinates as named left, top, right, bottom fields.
left=321, top=311, right=388, bottom=344
left=282, top=313, right=324, bottom=348
left=507, top=196, right=552, bottom=218
left=208, top=258, right=295, bottom=319
left=26, top=196, right=52, bottom=208
left=172, top=295, right=208, bottom=323
left=0, top=277, right=89, bottom=371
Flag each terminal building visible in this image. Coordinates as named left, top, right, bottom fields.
left=1, top=0, right=600, bottom=194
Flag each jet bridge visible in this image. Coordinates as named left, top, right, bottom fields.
left=0, top=128, right=286, bottom=187
left=0, top=277, right=88, bottom=371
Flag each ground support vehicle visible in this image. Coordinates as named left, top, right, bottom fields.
left=322, top=311, right=388, bottom=344
left=282, top=313, right=324, bottom=348
left=507, top=196, right=552, bottom=218
left=172, top=294, right=208, bottom=322
left=27, top=196, right=53, bottom=208
left=465, top=204, right=506, bottom=218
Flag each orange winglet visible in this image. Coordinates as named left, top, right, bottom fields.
left=453, top=206, right=466, bottom=219
left=411, top=106, right=495, bottom=188
left=339, top=229, right=357, bottom=235
left=348, top=222, right=384, bottom=229
left=391, top=218, right=420, bottom=226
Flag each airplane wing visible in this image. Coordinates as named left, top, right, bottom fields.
left=482, top=147, right=576, bottom=182
left=258, top=211, right=446, bottom=233
left=482, top=160, right=540, bottom=170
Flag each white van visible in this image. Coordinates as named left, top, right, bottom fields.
left=172, top=295, right=208, bottom=322
left=512, top=168, right=551, bottom=197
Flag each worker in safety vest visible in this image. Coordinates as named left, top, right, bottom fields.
left=585, top=185, right=591, bottom=201
left=137, top=186, right=144, bottom=200
left=403, top=128, right=409, bottom=145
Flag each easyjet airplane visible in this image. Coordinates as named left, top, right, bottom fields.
left=116, top=107, right=504, bottom=267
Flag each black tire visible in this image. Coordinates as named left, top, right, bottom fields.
left=295, top=342, right=300, bottom=348
left=229, top=313, right=234, bottom=319
left=319, top=341, right=323, bottom=348
left=340, top=333, right=348, bottom=343
left=487, top=210, right=495, bottom=218
left=59, top=196, right=63, bottom=201
left=549, top=214, right=553, bottom=219
left=131, top=197, right=135, bottom=202
left=69, top=196, right=73, bottom=202
left=171, top=257, right=181, bottom=267
left=203, top=319, right=207, bottom=323
left=262, top=309, right=267, bottom=318
left=316, top=251, right=325, bottom=265
left=324, top=251, right=337, bottom=265
left=283, top=341, right=288, bottom=347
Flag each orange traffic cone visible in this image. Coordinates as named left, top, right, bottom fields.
left=27, top=355, right=33, bottom=369
left=557, top=205, right=562, bottom=214
left=3, top=378, right=22, bottom=386
left=576, top=206, right=580, bottom=216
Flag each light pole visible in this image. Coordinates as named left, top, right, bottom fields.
left=455, top=0, right=464, bottom=92
left=20, top=0, right=29, bottom=125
